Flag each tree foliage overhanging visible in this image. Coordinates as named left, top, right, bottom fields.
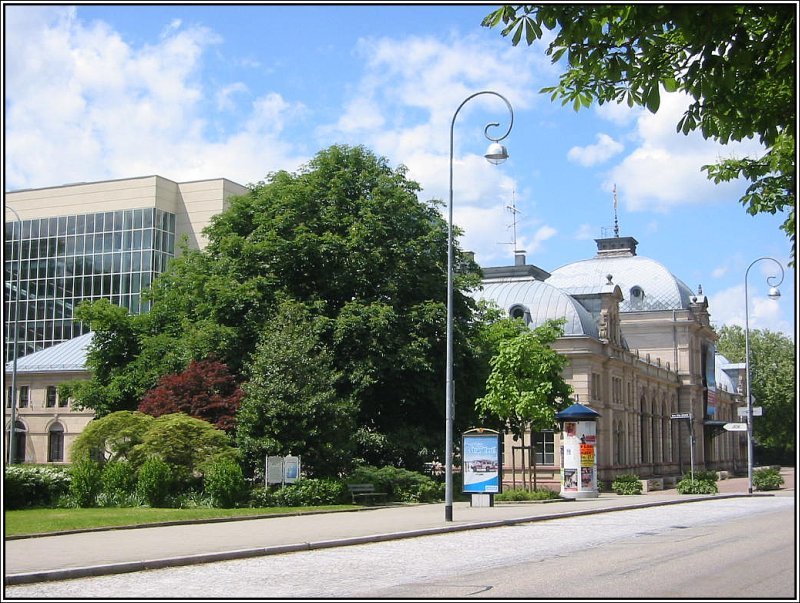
left=483, top=4, right=796, bottom=259
left=69, top=145, right=487, bottom=475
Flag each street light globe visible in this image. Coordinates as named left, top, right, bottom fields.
left=484, top=142, right=508, bottom=165
left=768, top=286, right=781, bottom=300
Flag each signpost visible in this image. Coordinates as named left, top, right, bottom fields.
left=737, top=406, right=762, bottom=417
left=723, top=422, right=748, bottom=432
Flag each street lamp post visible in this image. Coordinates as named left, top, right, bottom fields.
left=744, top=257, right=784, bottom=494
left=445, top=91, right=513, bottom=522
left=5, top=206, right=23, bottom=464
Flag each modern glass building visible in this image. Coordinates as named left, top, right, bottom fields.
left=4, top=175, right=248, bottom=361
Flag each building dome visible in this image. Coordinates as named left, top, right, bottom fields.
left=546, top=237, right=695, bottom=312
left=473, top=279, right=599, bottom=338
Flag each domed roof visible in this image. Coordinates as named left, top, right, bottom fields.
left=547, top=240, right=694, bottom=312
left=473, top=279, right=599, bottom=338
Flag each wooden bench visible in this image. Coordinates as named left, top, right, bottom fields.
left=346, top=483, right=388, bottom=505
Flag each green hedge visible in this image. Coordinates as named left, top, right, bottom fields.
left=4, top=465, right=71, bottom=509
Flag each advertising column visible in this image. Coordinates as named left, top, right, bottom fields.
left=556, top=403, right=601, bottom=499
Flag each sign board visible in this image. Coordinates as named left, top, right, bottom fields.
left=266, top=456, right=284, bottom=485
left=737, top=406, right=763, bottom=417
left=462, top=429, right=501, bottom=494
left=283, top=455, right=301, bottom=483
left=723, top=422, right=748, bottom=432
left=670, top=412, right=691, bottom=420
left=266, top=455, right=302, bottom=485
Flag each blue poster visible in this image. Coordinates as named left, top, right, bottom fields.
left=462, top=431, right=500, bottom=493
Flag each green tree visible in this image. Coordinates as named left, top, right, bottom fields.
left=69, top=411, right=154, bottom=464
left=129, top=413, right=238, bottom=488
left=61, top=145, right=485, bottom=471
left=236, top=300, right=357, bottom=477
left=716, top=325, right=795, bottom=464
left=483, top=5, right=795, bottom=258
left=476, top=318, right=572, bottom=449
left=59, top=299, right=145, bottom=417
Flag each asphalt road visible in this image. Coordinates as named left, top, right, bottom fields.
left=5, top=495, right=794, bottom=599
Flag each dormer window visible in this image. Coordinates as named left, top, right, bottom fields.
left=629, top=285, right=645, bottom=306
left=509, top=304, right=531, bottom=324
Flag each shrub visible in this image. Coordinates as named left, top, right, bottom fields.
left=347, top=465, right=442, bottom=502
left=4, top=465, right=71, bottom=509
left=494, top=487, right=560, bottom=501
left=270, top=479, right=349, bottom=507
left=204, top=458, right=247, bottom=508
left=130, top=413, right=238, bottom=490
left=99, top=461, right=137, bottom=506
left=753, top=467, right=784, bottom=491
left=137, top=457, right=174, bottom=507
left=676, top=475, right=718, bottom=494
left=692, top=470, right=719, bottom=483
left=612, top=474, right=643, bottom=495
left=69, top=459, right=104, bottom=507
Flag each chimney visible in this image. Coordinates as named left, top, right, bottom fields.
left=515, top=251, right=526, bottom=266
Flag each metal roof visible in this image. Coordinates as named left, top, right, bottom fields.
left=547, top=255, right=695, bottom=312
left=4, top=332, right=93, bottom=374
left=473, top=280, right=599, bottom=338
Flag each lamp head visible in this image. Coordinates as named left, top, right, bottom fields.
left=484, top=142, right=508, bottom=165
left=768, top=286, right=781, bottom=300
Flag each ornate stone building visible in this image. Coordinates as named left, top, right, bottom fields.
left=475, top=236, right=745, bottom=489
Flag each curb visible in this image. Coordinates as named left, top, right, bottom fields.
left=5, top=494, right=752, bottom=586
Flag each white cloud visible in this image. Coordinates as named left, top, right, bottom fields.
left=216, top=82, right=249, bottom=112
left=3, top=7, right=308, bottom=190
left=712, top=265, right=728, bottom=279
left=567, top=133, right=624, bottom=167
left=708, top=284, right=792, bottom=337
left=574, top=224, right=595, bottom=240
left=602, top=91, right=766, bottom=212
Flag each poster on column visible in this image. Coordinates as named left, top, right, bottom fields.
left=462, top=430, right=501, bottom=493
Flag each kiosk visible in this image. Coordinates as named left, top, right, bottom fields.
left=556, top=403, right=601, bottom=499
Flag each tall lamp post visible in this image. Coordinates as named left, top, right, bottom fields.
left=744, top=257, right=784, bottom=494
left=5, top=205, right=23, bottom=464
left=445, top=91, right=513, bottom=522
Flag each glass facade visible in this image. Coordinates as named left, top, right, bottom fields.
left=4, top=207, right=175, bottom=360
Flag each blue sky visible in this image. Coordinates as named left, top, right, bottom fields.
left=3, top=3, right=795, bottom=339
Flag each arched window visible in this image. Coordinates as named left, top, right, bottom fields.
left=48, top=423, right=65, bottom=463
left=6, top=420, right=26, bottom=463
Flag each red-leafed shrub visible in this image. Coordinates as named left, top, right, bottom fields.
left=138, top=358, right=243, bottom=432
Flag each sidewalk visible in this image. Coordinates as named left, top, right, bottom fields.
left=4, top=468, right=793, bottom=586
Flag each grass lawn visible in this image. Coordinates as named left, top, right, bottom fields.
left=5, top=505, right=355, bottom=537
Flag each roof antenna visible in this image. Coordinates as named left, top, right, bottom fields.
left=613, top=184, right=620, bottom=238
left=506, top=190, right=526, bottom=256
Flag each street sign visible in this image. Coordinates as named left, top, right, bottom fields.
left=737, top=406, right=763, bottom=417
left=723, top=422, right=748, bottom=432
left=670, top=412, right=691, bottom=420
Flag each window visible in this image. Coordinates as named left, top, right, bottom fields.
left=591, top=373, right=602, bottom=401
left=18, top=386, right=29, bottom=408
left=48, top=423, right=65, bottom=462
left=46, top=386, right=57, bottom=408
left=533, top=431, right=555, bottom=465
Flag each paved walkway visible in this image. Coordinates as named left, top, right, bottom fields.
left=4, top=468, right=793, bottom=585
